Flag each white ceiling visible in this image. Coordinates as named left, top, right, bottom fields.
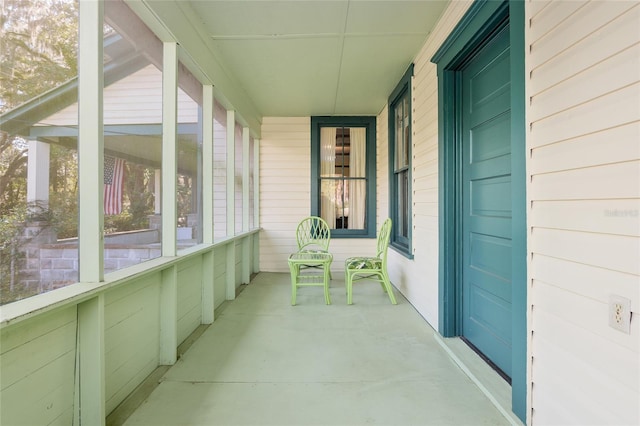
left=186, top=0, right=449, bottom=117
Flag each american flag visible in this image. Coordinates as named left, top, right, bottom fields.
left=104, top=156, right=125, bottom=215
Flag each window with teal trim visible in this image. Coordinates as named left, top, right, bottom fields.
left=388, top=65, right=413, bottom=255
left=311, top=117, right=376, bottom=238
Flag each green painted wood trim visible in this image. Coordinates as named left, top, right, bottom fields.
left=432, top=1, right=527, bottom=423
left=242, top=127, right=250, bottom=232
left=310, top=116, right=377, bottom=238
left=76, top=294, right=106, bottom=425
left=30, top=123, right=198, bottom=138
left=162, top=42, right=178, bottom=257
left=201, top=250, right=215, bottom=324
left=509, top=1, right=527, bottom=422
left=226, top=110, right=235, bottom=236
left=78, top=0, right=104, bottom=283
left=160, top=265, right=178, bottom=364
left=203, top=85, right=214, bottom=244
left=388, top=64, right=414, bottom=258
left=226, top=243, right=236, bottom=300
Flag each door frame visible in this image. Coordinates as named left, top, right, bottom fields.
left=431, top=0, right=527, bottom=422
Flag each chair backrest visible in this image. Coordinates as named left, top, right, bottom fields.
left=296, top=216, right=331, bottom=252
left=375, top=218, right=393, bottom=261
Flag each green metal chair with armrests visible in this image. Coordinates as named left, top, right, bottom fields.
left=344, top=218, right=397, bottom=305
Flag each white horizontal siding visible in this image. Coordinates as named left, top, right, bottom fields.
left=527, top=1, right=640, bottom=424
left=39, top=64, right=198, bottom=127
left=259, top=117, right=313, bottom=273
left=104, top=273, right=161, bottom=413
left=0, top=307, right=76, bottom=425
left=177, top=257, right=203, bottom=344
left=259, top=117, right=377, bottom=274
left=379, top=0, right=474, bottom=328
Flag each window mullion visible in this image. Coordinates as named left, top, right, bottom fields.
left=78, top=0, right=104, bottom=283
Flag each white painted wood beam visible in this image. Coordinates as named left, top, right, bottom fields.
left=202, top=85, right=214, bottom=244
left=26, top=140, right=50, bottom=212
left=159, top=265, right=178, bottom=365
left=201, top=85, right=215, bottom=322
left=76, top=295, right=106, bottom=425
left=242, top=127, right=251, bottom=283
left=162, top=42, right=178, bottom=257
left=226, top=111, right=236, bottom=299
left=78, top=0, right=104, bottom=283
left=253, top=138, right=260, bottom=273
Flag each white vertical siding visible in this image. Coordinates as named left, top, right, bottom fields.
left=527, top=1, right=640, bottom=424
left=380, top=1, right=474, bottom=327
left=0, top=307, right=77, bottom=425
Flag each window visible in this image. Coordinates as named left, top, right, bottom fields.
left=0, top=0, right=79, bottom=304
left=102, top=1, right=164, bottom=269
left=311, top=117, right=376, bottom=238
left=176, top=58, right=203, bottom=249
left=388, top=65, right=413, bottom=256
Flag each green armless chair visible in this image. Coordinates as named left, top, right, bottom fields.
left=345, top=218, right=397, bottom=305
left=295, top=216, right=332, bottom=278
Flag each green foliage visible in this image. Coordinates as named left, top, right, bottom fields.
left=0, top=0, right=78, bottom=114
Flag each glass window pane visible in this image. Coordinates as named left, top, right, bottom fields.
left=102, top=2, right=163, bottom=272
left=350, top=128, right=366, bottom=178
left=319, top=179, right=337, bottom=229
left=320, top=127, right=337, bottom=178
left=177, top=60, right=203, bottom=250
left=0, top=0, right=78, bottom=304
left=395, top=93, right=410, bottom=170
left=347, top=179, right=366, bottom=230
left=397, top=170, right=409, bottom=239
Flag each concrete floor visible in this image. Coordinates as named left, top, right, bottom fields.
left=121, top=272, right=512, bottom=426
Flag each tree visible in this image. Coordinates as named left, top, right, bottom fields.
left=0, top=0, right=78, bottom=114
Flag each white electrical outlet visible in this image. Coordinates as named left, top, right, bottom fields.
left=609, top=295, right=631, bottom=334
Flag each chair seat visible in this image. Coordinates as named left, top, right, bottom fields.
left=300, top=249, right=329, bottom=254
left=345, top=257, right=382, bottom=270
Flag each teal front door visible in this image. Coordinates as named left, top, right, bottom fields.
left=461, top=25, right=512, bottom=377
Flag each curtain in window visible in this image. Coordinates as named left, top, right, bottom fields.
left=320, top=127, right=336, bottom=227
left=349, top=128, right=366, bottom=229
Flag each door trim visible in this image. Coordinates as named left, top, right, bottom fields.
left=431, top=0, right=527, bottom=422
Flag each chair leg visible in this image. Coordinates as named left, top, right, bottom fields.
left=382, top=272, right=397, bottom=305
left=290, top=264, right=299, bottom=306
left=346, top=272, right=354, bottom=305
left=324, top=264, right=331, bottom=305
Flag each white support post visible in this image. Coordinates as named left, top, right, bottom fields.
left=242, top=127, right=250, bottom=284
left=201, top=85, right=215, bottom=323
left=253, top=139, right=260, bottom=273
left=159, top=265, right=178, bottom=365
left=226, top=111, right=236, bottom=237
left=76, top=294, right=106, bottom=426
left=26, top=140, right=50, bottom=214
left=162, top=42, right=178, bottom=257
left=202, top=251, right=215, bottom=324
left=226, top=111, right=236, bottom=299
left=154, top=169, right=161, bottom=214
left=78, top=0, right=104, bottom=283
left=202, top=85, right=214, bottom=244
